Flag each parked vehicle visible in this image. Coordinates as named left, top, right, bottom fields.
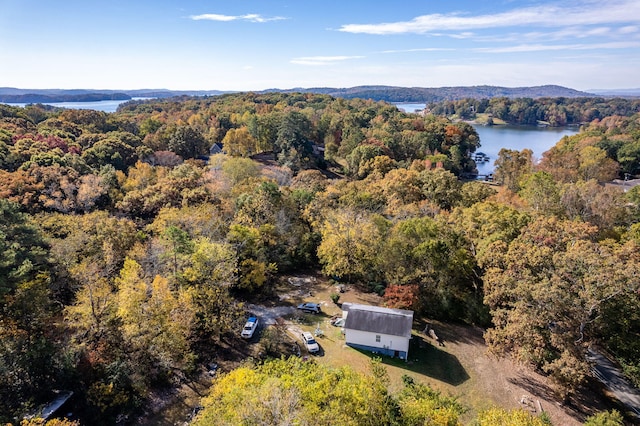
left=297, top=302, right=321, bottom=314
left=241, top=316, right=259, bottom=338
left=207, top=362, right=219, bottom=376
left=301, top=331, right=320, bottom=353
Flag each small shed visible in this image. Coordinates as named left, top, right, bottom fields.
left=342, top=303, right=413, bottom=359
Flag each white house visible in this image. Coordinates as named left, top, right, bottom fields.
left=342, top=303, right=413, bottom=360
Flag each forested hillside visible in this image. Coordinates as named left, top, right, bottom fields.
left=276, top=84, right=592, bottom=103
left=0, top=84, right=592, bottom=104
left=427, top=96, right=640, bottom=126
left=0, top=93, right=639, bottom=425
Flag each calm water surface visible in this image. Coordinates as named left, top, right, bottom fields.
left=395, top=103, right=579, bottom=174
left=3, top=98, right=145, bottom=113
left=471, top=124, right=578, bottom=175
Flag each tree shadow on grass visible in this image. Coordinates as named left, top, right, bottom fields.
left=508, top=375, right=614, bottom=423
left=414, top=318, right=486, bottom=346
left=353, top=335, right=470, bottom=386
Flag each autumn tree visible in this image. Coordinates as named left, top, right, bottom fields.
left=475, top=407, right=551, bottom=426
left=316, top=209, right=384, bottom=285
left=493, top=148, right=533, bottom=192
left=116, top=259, right=195, bottom=380
left=193, top=358, right=396, bottom=426
left=484, top=217, right=640, bottom=396
left=221, top=126, right=258, bottom=157
left=560, top=179, right=629, bottom=232
left=449, top=201, right=530, bottom=267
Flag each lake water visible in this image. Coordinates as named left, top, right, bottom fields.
left=2, top=98, right=143, bottom=113
left=471, top=124, right=579, bottom=175
left=395, top=103, right=579, bottom=174
left=395, top=102, right=427, bottom=113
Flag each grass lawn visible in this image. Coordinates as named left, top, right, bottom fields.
left=473, top=113, right=507, bottom=125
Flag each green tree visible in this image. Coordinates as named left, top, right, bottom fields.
left=81, top=133, right=139, bottom=171
left=163, top=225, right=194, bottom=277
left=518, top=171, right=562, bottom=215
left=220, top=156, right=261, bottom=186
left=419, top=168, right=462, bottom=210
left=275, top=111, right=314, bottom=171
left=0, top=199, right=49, bottom=299
left=493, top=148, right=533, bottom=192
left=167, top=126, right=208, bottom=159
left=459, top=181, right=497, bottom=208
left=381, top=216, right=479, bottom=321
left=182, top=238, right=237, bottom=287
left=396, top=376, right=465, bottom=425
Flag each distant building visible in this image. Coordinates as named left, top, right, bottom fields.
left=209, top=142, right=224, bottom=155
left=342, top=303, right=413, bottom=359
left=606, top=178, right=640, bottom=192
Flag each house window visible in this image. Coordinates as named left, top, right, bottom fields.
left=375, top=335, right=381, bottom=343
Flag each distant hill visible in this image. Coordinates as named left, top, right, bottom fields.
left=265, top=85, right=594, bottom=102
left=0, top=88, right=228, bottom=103
left=0, top=85, right=595, bottom=104
left=0, top=92, right=131, bottom=103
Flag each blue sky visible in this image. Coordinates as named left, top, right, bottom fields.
left=0, top=0, right=638, bottom=91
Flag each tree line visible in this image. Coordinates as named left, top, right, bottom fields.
left=428, top=97, right=640, bottom=126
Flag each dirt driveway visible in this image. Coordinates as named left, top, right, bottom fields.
left=246, top=303, right=297, bottom=325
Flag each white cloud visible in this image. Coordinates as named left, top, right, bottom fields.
left=476, top=41, right=640, bottom=53
left=338, top=1, right=640, bottom=34
left=190, top=13, right=286, bottom=23
left=290, top=56, right=364, bottom=66
left=380, top=48, right=454, bottom=54
left=619, top=25, right=639, bottom=34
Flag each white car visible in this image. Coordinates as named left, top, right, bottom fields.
left=241, top=317, right=259, bottom=338
left=301, top=331, right=319, bottom=353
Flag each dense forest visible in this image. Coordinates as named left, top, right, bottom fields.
left=277, top=84, right=592, bottom=103
left=1, top=92, right=639, bottom=425
left=427, top=96, right=640, bottom=127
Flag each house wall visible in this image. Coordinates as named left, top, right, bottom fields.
left=345, top=329, right=410, bottom=359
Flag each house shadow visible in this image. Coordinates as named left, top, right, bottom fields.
left=353, top=335, right=470, bottom=386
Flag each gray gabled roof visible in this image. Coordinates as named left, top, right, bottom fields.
left=343, top=303, right=413, bottom=338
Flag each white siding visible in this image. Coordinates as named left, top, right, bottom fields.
left=345, top=329, right=410, bottom=355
